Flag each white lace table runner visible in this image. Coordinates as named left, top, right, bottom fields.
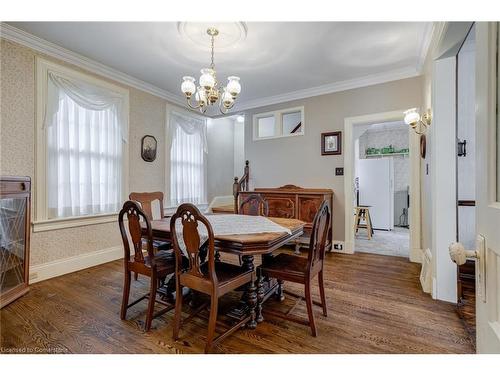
left=174, top=214, right=291, bottom=256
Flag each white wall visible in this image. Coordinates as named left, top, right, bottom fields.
left=233, top=120, right=246, bottom=178
left=457, top=27, right=476, bottom=250
left=206, top=117, right=236, bottom=202
left=431, top=56, right=457, bottom=302
left=242, top=77, right=422, bottom=241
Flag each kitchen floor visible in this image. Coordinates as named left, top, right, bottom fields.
left=355, top=226, right=409, bottom=257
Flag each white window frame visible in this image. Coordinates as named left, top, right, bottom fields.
left=33, top=58, right=130, bottom=232
left=252, top=106, right=305, bottom=141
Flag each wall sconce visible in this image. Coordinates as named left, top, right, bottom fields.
left=404, top=108, right=432, bottom=134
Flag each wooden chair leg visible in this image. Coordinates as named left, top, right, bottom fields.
left=205, top=295, right=219, bottom=354
left=353, top=209, right=360, bottom=233
left=318, top=271, right=327, bottom=317
left=121, top=270, right=131, bottom=320
left=172, top=278, right=183, bottom=340
left=144, top=275, right=157, bottom=332
left=366, top=210, right=373, bottom=240
left=368, top=210, right=374, bottom=235
left=304, top=281, right=317, bottom=337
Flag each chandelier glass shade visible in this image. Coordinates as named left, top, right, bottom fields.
left=181, top=27, right=241, bottom=115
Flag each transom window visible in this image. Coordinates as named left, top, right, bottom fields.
left=253, top=106, right=304, bottom=140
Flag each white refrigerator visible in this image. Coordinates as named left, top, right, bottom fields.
left=357, top=158, right=394, bottom=231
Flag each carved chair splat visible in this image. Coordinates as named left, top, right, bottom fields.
left=170, top=203, right=254, bottom=353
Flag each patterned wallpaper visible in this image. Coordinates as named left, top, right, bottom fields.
left=0, top=39, right=168, bottom=265
left=358, top=127, right=410, bottom=192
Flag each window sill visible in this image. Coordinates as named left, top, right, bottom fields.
left=253, top=132, right=305, bottom=142
left=32, top=213, right=118, bottom=232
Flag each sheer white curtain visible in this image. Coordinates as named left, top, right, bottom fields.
left=45, top=72, right=127, bottom=219
left=169, top=111, right=207, bottom=206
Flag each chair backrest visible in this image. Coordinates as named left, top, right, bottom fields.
left=307, top=200, right=331, bottom=273
left=118, top=200, right=155, bottom=266
left=129, top=191, right=164, bottom=220
left=170, top=203, right=217, bottom=286
left=239, top=193, right=269, bottom=217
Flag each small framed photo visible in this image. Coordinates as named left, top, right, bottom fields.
left=321, top=131, right=342, bottom=155
left=141, top=135, right=157, bottom=162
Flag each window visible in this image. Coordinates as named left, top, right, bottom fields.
left=168, top=111, right=207, bottom=206
left=257, top=116, right=276, bottom=138
left=253, top=106, right=304, bottom=140
left=35, top=58, right=129, bottom=231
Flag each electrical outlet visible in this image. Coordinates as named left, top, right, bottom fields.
left=333, top=243, right=343, bottom=250
left=335, top=167, right=344, bottom=176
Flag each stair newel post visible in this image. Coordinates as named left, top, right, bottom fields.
left=244, top=160, right=249, bottom=191
left=233, top=177, right=239, bottom=213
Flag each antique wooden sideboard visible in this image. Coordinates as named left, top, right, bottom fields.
left=239, top=185, right=333, bottom=251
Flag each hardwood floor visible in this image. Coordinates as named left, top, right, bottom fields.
left=0, top=250, right=475, bottom=354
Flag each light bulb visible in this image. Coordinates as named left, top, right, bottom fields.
left=195, top=89, right=207, bottom=106
left=404, top=108, right=420, bottom=126
left=199, top=68, right=215, bottom=90
left=226, top=76, right=241, bottom=96
left=222, top=90, right=234, bottom=107
left=181, top=76, right=196, bottom=97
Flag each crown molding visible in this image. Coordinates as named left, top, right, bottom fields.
left=0, top=23, right=186, bottom=107
left=416, top=22, right=434, bottom=73
left=1, top=22, right=428, bottom=117
left=230, top=66, right=420, bottom=113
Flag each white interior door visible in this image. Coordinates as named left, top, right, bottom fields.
left=358, top=158, right=394, bottom=230
left=475, top=22, right=500, bottom=353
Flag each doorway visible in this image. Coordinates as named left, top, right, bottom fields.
left=344, top=110, right=421, bottom=262
left=353, top=121, right=410, bottom=257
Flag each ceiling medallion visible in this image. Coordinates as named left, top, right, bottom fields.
left=180, top=27, right=241, bottom=115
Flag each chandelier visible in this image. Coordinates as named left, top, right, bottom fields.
left=180, top=27, right=241, bottom=115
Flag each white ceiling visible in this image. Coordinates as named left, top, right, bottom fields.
left=7, top=22, right=431, bottom=112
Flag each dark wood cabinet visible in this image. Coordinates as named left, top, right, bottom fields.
left=0, top=176, right=31, bottom=308
left=239, top=185, right=334, bottom=251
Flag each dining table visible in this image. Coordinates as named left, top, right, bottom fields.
left=143, top=214, right=305, bottom=329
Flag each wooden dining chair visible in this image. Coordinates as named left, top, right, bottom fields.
left=170, top=203, right=253, bottom=353
left=236, top=193, right=269, bottom=265
left=129, top=191, right=171, bottom=249
left=258, top=200, right=330, bottom=337
left=238, top=193, right=269, bottom=217
left=129, top=192, right=172, bottom=281
left=118, top=200, right=175, bottom=331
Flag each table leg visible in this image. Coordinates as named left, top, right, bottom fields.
left=241, top=255, right=257, bottom=329
left=276, top=279, right=285, bottom=301
left=256, top=268, right=265, bottom=323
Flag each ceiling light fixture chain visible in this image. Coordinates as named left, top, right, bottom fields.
left=181, top=27, right=241, bottom=115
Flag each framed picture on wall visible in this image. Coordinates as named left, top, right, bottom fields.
left=321, top=131, right=342, bottom=155
left=141, top=135, right=157, bottom=162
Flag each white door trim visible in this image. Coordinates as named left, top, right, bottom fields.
left=343, top=110, right=422, bottom=262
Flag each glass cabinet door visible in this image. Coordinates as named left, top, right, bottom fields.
left=0, top=197, right=27, bottom=295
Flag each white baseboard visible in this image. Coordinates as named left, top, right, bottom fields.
left=29, top=246, right=123, bottom=284
left=331, top=240, right=351, bottom=254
